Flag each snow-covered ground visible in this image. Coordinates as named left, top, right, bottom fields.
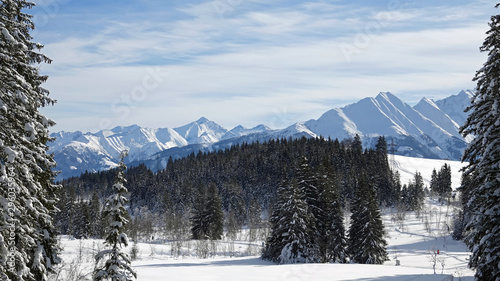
left=393, top=155, right=466, bottom=189
left=55, top=156, right=473, bottom=281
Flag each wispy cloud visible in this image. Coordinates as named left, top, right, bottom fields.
left=36, top=1, right=495, bottom=132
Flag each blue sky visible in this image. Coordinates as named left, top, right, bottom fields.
left=33, top=0, right=495, bottom=133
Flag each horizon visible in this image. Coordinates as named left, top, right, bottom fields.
left=33, top=1, right=492, bottom=133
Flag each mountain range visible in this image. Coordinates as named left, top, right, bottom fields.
left=50, top=90, right=473, bottom=180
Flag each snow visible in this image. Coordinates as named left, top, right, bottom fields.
left=300, top=108, right=357, bottom=140
left=434, top=90, right=474, bottom=131
left=1, top=27, right=15, bottom=43
left=4, top=147, right=17, bottom=163
left=392, top=155, right=465, bottom=189
left=414, top=97, right=462, bottom=140
left=133, top=258, right=454, bottom=281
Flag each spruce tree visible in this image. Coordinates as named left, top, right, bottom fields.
left=317, top=161, right=347, bottom=263
left=190, top=183, right=223, bottom=240
left=247, top=198, right=262, bottom=242
left=72, top=199, right=90, bottom=239
left=455, top=173, right=474, bottom=241
left=373, top=136, right=396, bottom=206
left=406, top=172, right=425, bottom=212
left=94, top=151, right=136, bottom=281
left=460, top=4, right=500, bottom=280
left=430, top=168, right=439, bottom=195
left=439, top=164, right=452, bottom=199
left=296, top=156, right=320, bottom=218
left=89, top=190, right=103, bottom=238
left=348, top=176, right=388, bottom=264
left=1, top=1, right=60, bottom=280
left=261, top=185, right=286, bottom=262
left=262, top=180, right=318, bottom=264
left=205, top=183, right=224, bottom=240
left=190, top=185, right=208, bottom=240
left=431, top=164, right=452, bottom=201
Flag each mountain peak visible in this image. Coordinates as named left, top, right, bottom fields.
left=434, top=90, right=473, bottom=127
left=416, top=97, right=440, bottom=110
left=458, top=89, right=474, bottom=100
left=111, top=124, right=141, bottom=134
left=196, top=117, right=209, bottom=123
left=376, top=91, right=398, bottom=101
left=174, top=117, right=228, bottom=144
left=231, top=125, right=246, bottom=131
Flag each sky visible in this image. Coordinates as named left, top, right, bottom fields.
left=31, top=0, right=496, bottom=133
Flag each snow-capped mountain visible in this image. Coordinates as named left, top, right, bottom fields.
left=280, top=92, right=469, bottom=160
left=50, top=118, right=275, bottom=179
left=51, top=125, right=188, bottom=179
left=50, top=90, right=473, bottom=180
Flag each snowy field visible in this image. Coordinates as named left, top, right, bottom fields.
left=55, top=156, right=473, bottom=281
left=393, top=155, right=466, bottom=189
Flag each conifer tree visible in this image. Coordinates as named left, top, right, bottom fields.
left=262, top=180, right=319, bottom=264
left=261, top=185, right=286, bottom=262
left=430, top=164, right=452, bottom=201
left=1, top=1, right=60, bottom=280
left=205, top=183, right=224, bottom=240
left=405, top=172, right=425, bottom=212
left=72, top=199, right=90, bottom=239
left=348, top=176, right=388, bottom=264
left=390, top=170, right=402, bottom=205
left=373, top=136, right=396, bottom=206
left=62, top=191, right=76, bottom=236
left=190, top=183, right=223, bottom=240
left=94, top=151, right=136, bottom=281
left=190, top=185, right=208, bottom=240
left=247, top=198, right=262, bottom=242
left=296, top=156, right=320, bottom=217
left=455, top=173, right=474, bottom=241
left=430, top=168, right=438, bottom=195
left=317, top=161, right=347, bottom=263
left=224, top=182, right=245, bottom=238
left=89, top=190, right=104, bottom=238
left=460, top=4, right=500, bottom=280
left=439, top=164, right=452, bottom=199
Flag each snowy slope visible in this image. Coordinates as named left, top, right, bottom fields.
left=414, top=97, right=461, bottom=139
left=393, top=155, right=465, bottom=189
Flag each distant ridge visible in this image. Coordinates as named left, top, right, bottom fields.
left=50, top=90, right=472, bottom=179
